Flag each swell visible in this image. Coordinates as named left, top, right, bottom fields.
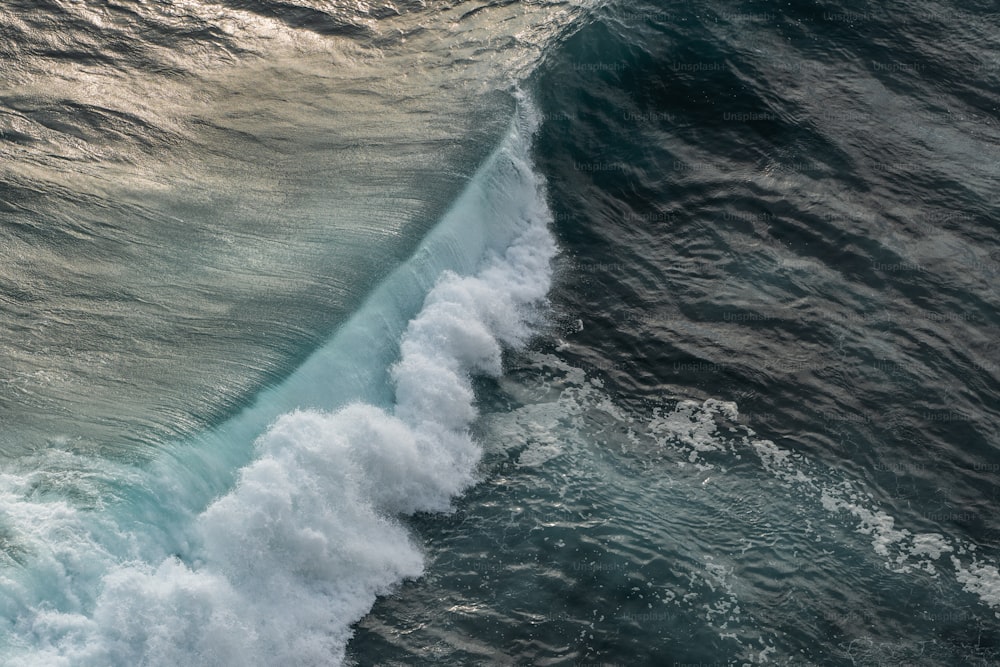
left=0, top=0, right=589, bottom=459
left=0, top=97, right=555, bottom=666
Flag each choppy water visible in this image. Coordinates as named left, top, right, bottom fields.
left=2, top=0, right=999, bottom=665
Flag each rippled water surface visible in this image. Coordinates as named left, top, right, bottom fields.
left=2, top=0, right=999, bottom=665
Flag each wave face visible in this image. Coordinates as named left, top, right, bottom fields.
left=0, top=101, right=555, bottom=666
left=0, top=1, right=580, bottom=659
left=0, top=0, right=584, bottom=456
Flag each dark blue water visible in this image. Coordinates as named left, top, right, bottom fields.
left=2, top=0, right=999, bottom=665
left=351, top=1, right=1000, bottom=665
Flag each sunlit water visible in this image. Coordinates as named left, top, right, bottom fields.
left=2, top=0, right=999, bottom=665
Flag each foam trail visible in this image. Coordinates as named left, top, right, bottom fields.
left=1, top=97, right=554, bottom=666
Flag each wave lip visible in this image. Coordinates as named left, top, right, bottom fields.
left=5, top=98, right=554, bottom=666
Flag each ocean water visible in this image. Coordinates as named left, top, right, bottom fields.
left=2, top=0, right=999, bottom=665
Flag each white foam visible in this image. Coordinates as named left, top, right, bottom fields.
left=818, top=491, right=909, bottom=558
left=952, top=557, right=1000, bottom=610
left=0, top=98, right=555, bottom=666
left=746, top=433, right=998, bottom=610
left=648, top=399, right=738, bottom=467
left=482, top=355, right=1000, bottom=628
left=910, top=534, right=952, bottom=560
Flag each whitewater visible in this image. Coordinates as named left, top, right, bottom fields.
left=0, top=99, right=554, bottom=666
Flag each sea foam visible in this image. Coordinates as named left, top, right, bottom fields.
left=2, top=98, right=554, bottom=666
